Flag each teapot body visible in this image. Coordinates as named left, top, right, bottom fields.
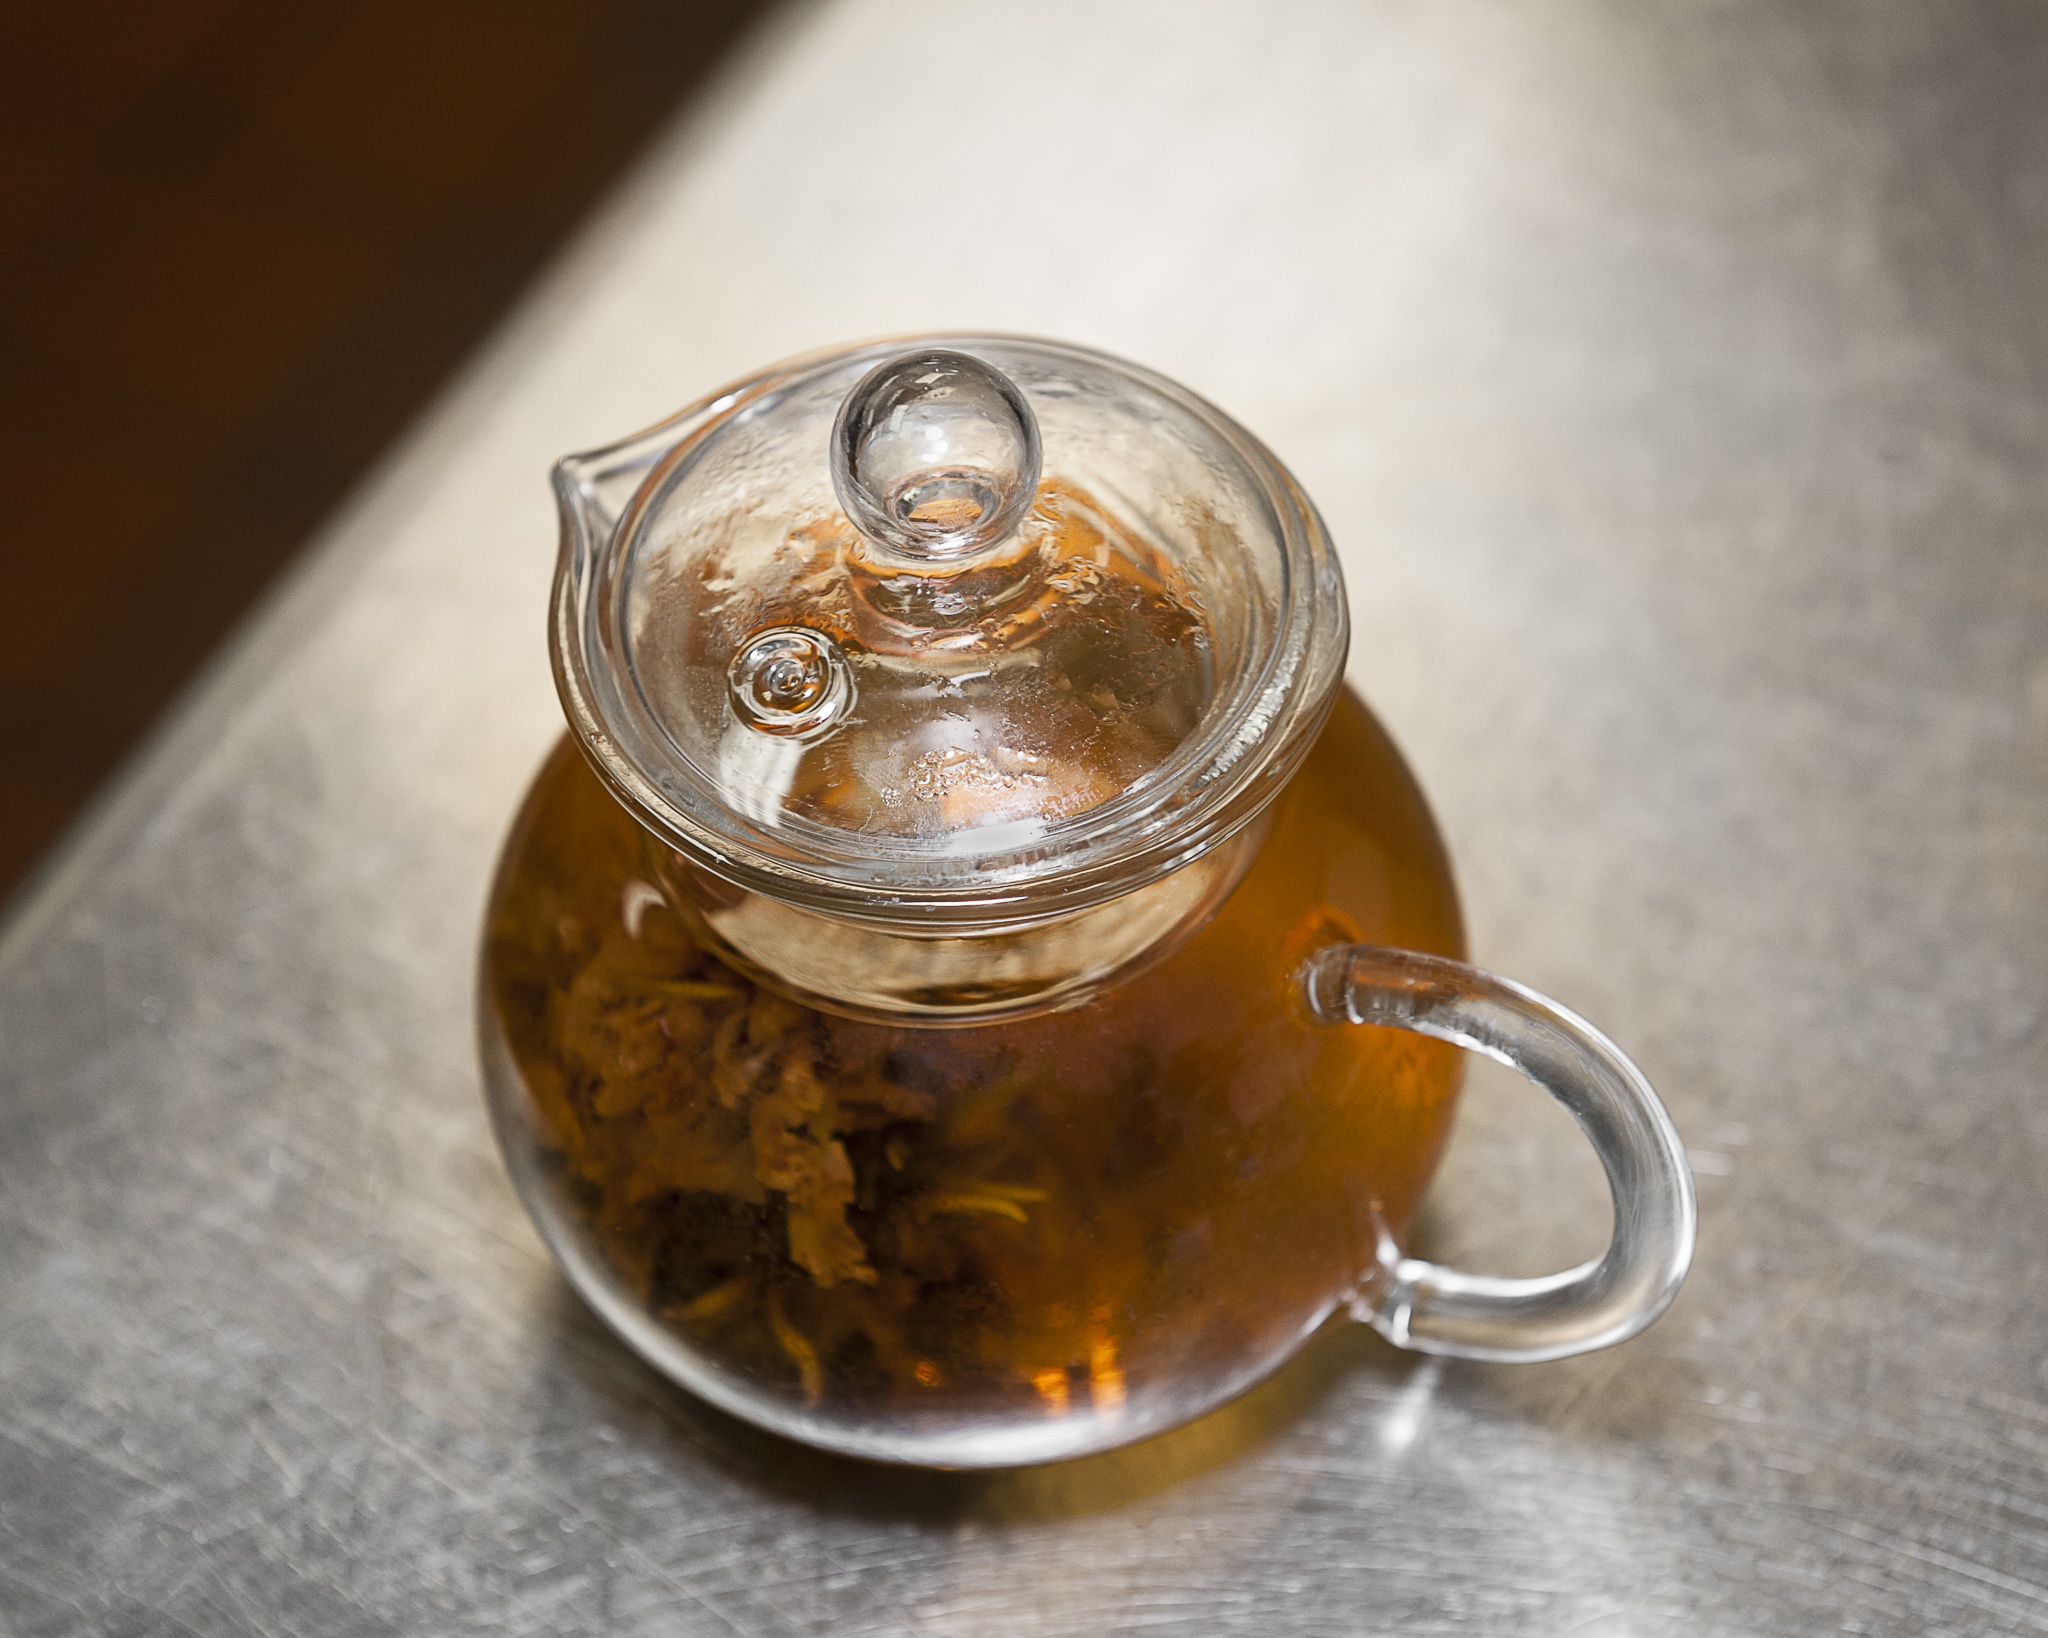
left=479, top=688, right=1464, bottom=1467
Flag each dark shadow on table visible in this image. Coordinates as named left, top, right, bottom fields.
left=0, top=0, right=776, bottom=908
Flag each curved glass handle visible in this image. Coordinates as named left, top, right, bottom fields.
left=1302, top=944, right=1696, bottom=1363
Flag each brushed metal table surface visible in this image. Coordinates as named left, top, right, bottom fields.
left=5, top=3, right=2046, bottom=1633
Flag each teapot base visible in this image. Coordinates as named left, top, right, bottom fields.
left=477, top=689, right=1465, bottom=1466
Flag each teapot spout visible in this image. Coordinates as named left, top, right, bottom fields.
left=553, top=455, right=629, bottom=551
left=551, top=374, right=774, bottom=560
left=552, top=433, right=671, bottom=555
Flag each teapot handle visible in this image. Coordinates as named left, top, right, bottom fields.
left=1301, top=944, right=1696, bottom=1362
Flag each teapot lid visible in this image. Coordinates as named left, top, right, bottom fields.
left=551, top=335, right=1347, bottom=926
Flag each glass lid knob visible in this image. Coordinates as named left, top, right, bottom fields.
left=830, top=348, right=1043, bottom=561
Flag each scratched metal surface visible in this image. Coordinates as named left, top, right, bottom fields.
left=4, top=2, right=2047, bottom=1633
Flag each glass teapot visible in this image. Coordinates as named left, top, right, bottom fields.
left=477, top=335, right=1695, bottom=1468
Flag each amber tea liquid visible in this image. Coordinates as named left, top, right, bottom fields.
left=482, top=690, right=1464, bottom=1449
